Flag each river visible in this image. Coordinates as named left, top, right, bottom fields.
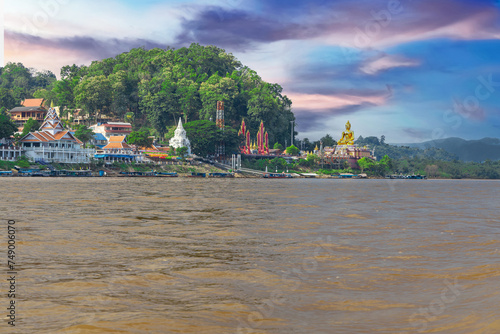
left=0, top=178, right=499, bottom=333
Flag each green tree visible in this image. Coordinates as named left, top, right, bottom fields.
left=378, top=155, right=392, bottom=175
left=176, top=146, right=188, bottom=158
left=273, top=142, right=283, bottom=150
left=0, top=88, right=17, bottom=113
left=73, top=124, right=95, bottom=147
left=127, top=130, right=154, bottom=148
left=299, top=138, right=314, bottom=151
left=74, top=75, right=112, bottom=123
left=183, top=120, right=237, bottom=157
left=357, top=157, right=375, bottom=173
left=139, top=70, right=178, bottom=137
left=184, top=120, right=218, bottom=157
left=286, top=145, right=300, bottom=156
left=0, top=113, right=18, bottom=139
left=320, top=134, right=336, bottom=147
left=21, top=118, right=39, bottom=136
left=199, top=74, right=237, bottom=120
left=223, top=127, right=241, bottom=155
left=33, top=88, right=56, bottom=107
left=109, top=70, right=129, bottom=118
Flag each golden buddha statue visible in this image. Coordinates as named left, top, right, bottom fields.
left=338, top=120, right=354, bottom=145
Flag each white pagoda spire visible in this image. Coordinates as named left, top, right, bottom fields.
left=169, top=118, right=191, bottom=155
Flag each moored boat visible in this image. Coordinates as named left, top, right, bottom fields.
left=156, top=172, right=178, bottom=177
left=263, top=172, right=293, bottom=178
left=208, top=172, right=234, bottom=178
left=119, top=171, right=156, bottom=177
left=189, top=172, right=206, bottom=177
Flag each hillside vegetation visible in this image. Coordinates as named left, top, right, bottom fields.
left=402, top=137, right=500, bottom=162
left=2, top=44, right=295, bottom=144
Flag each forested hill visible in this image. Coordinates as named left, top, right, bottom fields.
left=0, top=44, right=295, bottom=143
left=401, top=137, right=500, bottom=162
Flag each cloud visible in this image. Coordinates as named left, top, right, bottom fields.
left=174, top=0, right=500, bottom=52
left=360, top=54, right=420, bottom=75
left=451, top=97, right=487, bottom=121
left=175, top=6, right=321, bottom=50
left=4, top=30, right=169, bottom=74
left=289, top=92, right=388, bottom=111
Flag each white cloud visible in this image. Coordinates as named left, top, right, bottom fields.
left=360, top=54, right=420, bottom=75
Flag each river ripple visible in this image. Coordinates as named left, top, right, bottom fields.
left=0, top=178, right=499, bottom=333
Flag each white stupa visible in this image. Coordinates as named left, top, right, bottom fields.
left=169, top=118, right=191, bottom=155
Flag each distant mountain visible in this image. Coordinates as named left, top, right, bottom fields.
left=398, top=137, right=500, bottom=162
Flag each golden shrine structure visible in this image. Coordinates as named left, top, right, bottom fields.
left=321, top=120, right=375, bottom=169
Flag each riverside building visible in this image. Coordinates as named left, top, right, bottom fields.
left=19, top=108, right=94, bottom=163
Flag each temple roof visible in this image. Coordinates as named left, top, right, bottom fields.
left=19, top=108, right=82, bottom=144
left=20, top=130, right=83, bottom=144
left=176, top=118, right=184, bottom=130
left=103, top=136, right=132, bottom=150
left=9, top=107, right=46, bottom=113
left=22, top=98, right=45, bottom=107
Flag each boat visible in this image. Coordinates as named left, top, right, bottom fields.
left=386, top=174, right=427, bottom=179
left=31, top=171, right=49, bottom=177
left=208, top=172, right=234, bottom=178
left=17, top=168, right=41, bottom=177
left=189, top=172, right=206, bottom=177
left=156, top=172, right=178, bottom=177
left=50, top=170, right=92, bottom=177
left=0, top=171, right=13, bottom=177
left=119, top=171, right=156, bottom=177
left=263, top=172, right=293, bottom=178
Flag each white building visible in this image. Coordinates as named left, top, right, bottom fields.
left=0, top=142, right=22, bottom=161
left=90, top=122, right=132, bottom=140
left=19, top=108, right=94, bottom=163
left=169, top=119, right=191, bottom=155
left=95, top=135, right=138, bottom=164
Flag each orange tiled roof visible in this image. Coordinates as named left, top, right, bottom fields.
left=108, top=135, right=127, bottom=142
left=103, top=142, right=132, bottom=150
left=22, top=98, right=45, bottom=107
left=20, top=130, right=81, bottom=144
left=53, top=130, right=69, bottom=140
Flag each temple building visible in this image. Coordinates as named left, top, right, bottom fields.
left=94, top=136, right=137, bottom=163
left=19, top=108, right=94, bottom=163
left=321, top=120, right=375, bottom=169
left=8, top=98, right=47, bottom=131
left=169, top=119, right=191, bottom=155
left=238, top=119, right=270, bottom=155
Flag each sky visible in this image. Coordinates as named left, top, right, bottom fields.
left=3, top=0, right=500, bottom=143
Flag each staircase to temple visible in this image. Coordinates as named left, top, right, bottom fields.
left=37, top=159, right=56, bottom=171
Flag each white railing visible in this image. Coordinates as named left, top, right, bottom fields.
left=25, top=147, right=96, bottom=155
left=0, top=147, right=23, bottom=161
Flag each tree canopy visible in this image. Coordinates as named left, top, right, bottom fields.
left=32, top=44, right=295, bottom=142
left=127, top=130, right=154, bottom=148
left=73, top=124, right=95, bottom=147
left=183, top=120, right=239, bottom=157
left=21, top=118, right=40, bottom=136
left=286, top=145, right=300, bottom=156
left=0, top=62, right=56, bottom=110
left=0, top=113, right=17, bottom=139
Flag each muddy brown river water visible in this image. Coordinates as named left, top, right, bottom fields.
left=0, top=178, right=499, bottom=333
